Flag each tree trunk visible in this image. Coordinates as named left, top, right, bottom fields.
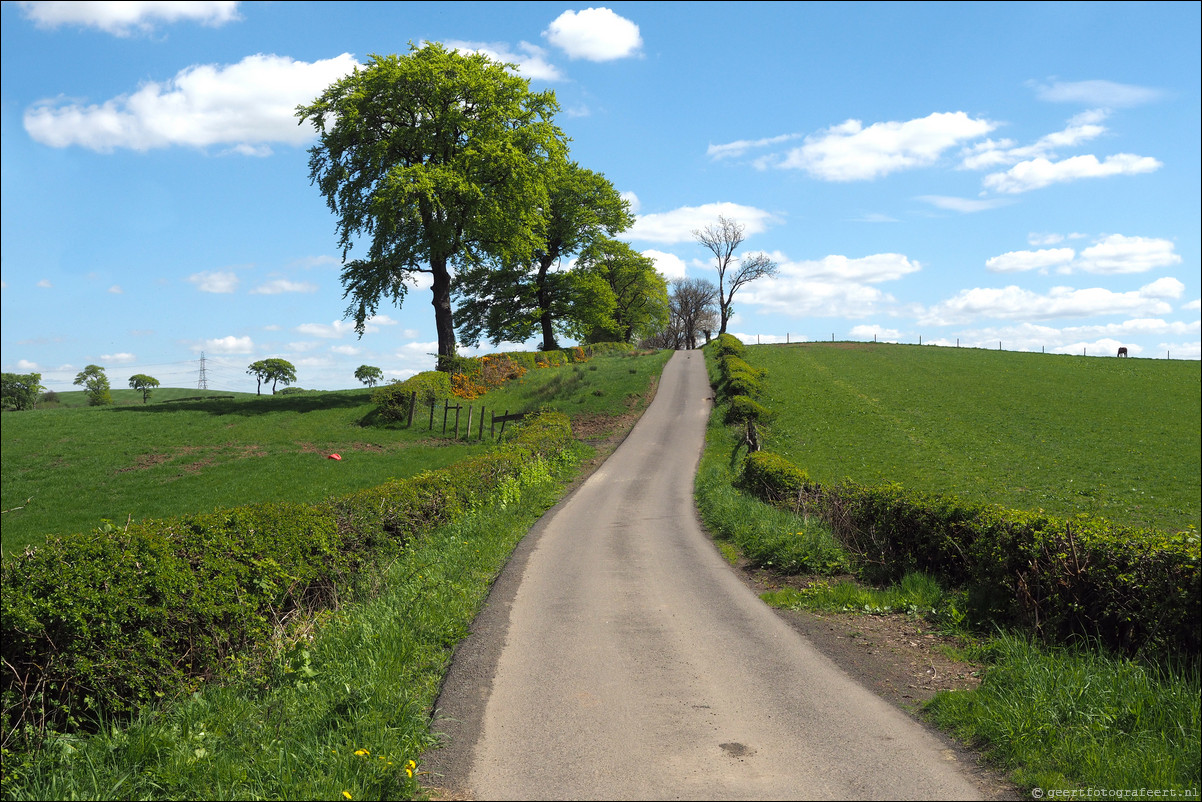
left=535, top=254, right=558, bottom=351
left=431, top=257, right=457, bottom=368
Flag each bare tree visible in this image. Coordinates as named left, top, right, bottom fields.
left=693, top=215, right=778, bottom=334
left=670, top=277, right=718, bottom=349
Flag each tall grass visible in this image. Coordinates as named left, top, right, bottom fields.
left=926, top=635, right=1200, bottom=798
left=745, top=343, right=1200, bottom=532
left=1, top=446, right=587, bottom=801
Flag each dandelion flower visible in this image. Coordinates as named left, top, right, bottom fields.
left=343, top=793, right=353, bottom=800
left=354, top=749, right=370, bottom=756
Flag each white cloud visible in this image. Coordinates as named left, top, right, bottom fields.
left=196, top=335, right=254, bottom=354
left=959, top=110, right=1110, bottom=170
left=445, top=40, right=564, bottom=81
left=642, top=249, right=687, bottom=279
left=330, top=345, right=361, bottom=356
left=36, top=279, right=52, bottom=288
left=100, top=352, right=136, bottom=364
left=108, top=284, right=123, bottom=293
left=19, top=1, right=241, bottom=35
left=707, top=133, right=802, bottom=161
left=985, top=248, right=1076, bottom=273
left=17, top=359, right=40, bottom=371
left=1074, top=234, right=1182, bottom=275
left=296, top=320, right=358, bottom=339
left=188, top=270, right=239, bottom=293
left=543, top=8, right=642, bottom=61
left=620, top=191, right=640, bottom=214
left=919, top=278, right=1183, bottom=325
left=24, top=52, right=359, bottom=152
left=850, top=325, right=901, bottom=342
left=1030, top=79, right=1166, bottom=107
left=739, top=253, right=919, bottom=317
left=983, top=153, right=1162, bottom=194
left=250, top=279, right=319, bottom=295
left=626, top=202, right=778, bottom=244
left=1185, top=299, right=1202, bottom=312
left=985, top=235, right=1180, bottom=275
left=773, top=112, right=996, bottom=181
left=917, top=195, right=1012, bottom=213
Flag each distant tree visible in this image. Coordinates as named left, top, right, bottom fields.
left=1, top=372, right=43, bottom=411
left=128, top=374, right=160, bottom=404
left=670, top=277, right=719, bottom=350
left=247, top=358, right=297, bottom=395
left=693, top=215, right=778, bottom=334
left=571, top=238, right=669, bottom=344
left=355, top=364, right=384, bottom=387
left=455, top=158, right=633, bottom=352
left=73, top=364, right=112, bottom=406
left=297, top=43, right=566, bottom=367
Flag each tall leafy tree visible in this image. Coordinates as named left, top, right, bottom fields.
left=73, top=365, right=111, bottom=406
left=571, top=238, right=669, bottom=344
left=247, top=359, right=297, bottom=395
left=1, top=372, right=43, bottom=411
left=297, top=43, right=566, bottom=367
left=128, top=374, right=160, bottom=404
left=455, top=158, right=632, bottom=351
left=355, top=364, right=383, bottom=387
left=693, top=215, right=778, bottom=334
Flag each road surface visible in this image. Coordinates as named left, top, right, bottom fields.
left=427, top=350, right=987, bottom=800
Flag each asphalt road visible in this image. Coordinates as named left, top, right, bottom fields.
left=427, top=350, right=986, bottom=800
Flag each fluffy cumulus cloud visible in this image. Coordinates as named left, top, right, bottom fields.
left=187, top=270, right=239, bottom=293
left=919, top=277, right=1184, bottom=325
left=932, top=318, right=1199, bottom=357
left=641, top=249, right=687, bottom=279
left=543, top=7, right=642, bottom=61
left=24, top=53, right=359, bottom=152
left=772, top=112, right=996, bottom=181
left=445, top=40, right=563, bottom=81
left=739, top=253, right=920, bottom=317
left=196, top=335, right=254, bottom=354
left=982, top=153, right=1162, bottom=194
left=626, top=202, right=778, bottom=244
left=986, top=248, right=1077, bottom=273
left=984, top=235, right=1180, bottom=275
left=19, top=1, right=241, bottom=35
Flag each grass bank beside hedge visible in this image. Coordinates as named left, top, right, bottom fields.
left=702, top=336, right=1200, bottom=662
left=1, top=413, right=574, bottom=754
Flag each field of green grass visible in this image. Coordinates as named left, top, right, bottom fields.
left=0, top=350, right=672, bottom=555
left=746, top=343, right=1200, bottom=532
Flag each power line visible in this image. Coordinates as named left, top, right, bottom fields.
left=197, top=352, right=209, bottom=390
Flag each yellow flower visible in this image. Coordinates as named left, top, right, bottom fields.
left=354, top=749, right=370, bottom=757
left=343, top=793, right=352, bottom=800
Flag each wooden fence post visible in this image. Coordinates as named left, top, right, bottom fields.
left=406, top=391, right=416, bottom=427
left=429, top=399, right=435, bottom=430
left=478, top=405, right=485, bottom=439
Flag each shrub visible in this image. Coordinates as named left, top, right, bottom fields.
left=740, top=451, right=812, bottom=506
left=372, top=372, right=451, bottom=421
left=1, top=413, right=573, bottom=745
left=724, top=395, right=776, bottom=427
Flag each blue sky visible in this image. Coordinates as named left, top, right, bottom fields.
left=2, top=1, right=1199, bottom=393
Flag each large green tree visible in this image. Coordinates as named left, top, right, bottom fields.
left=247, top=359, right=297, bottom=395
left=297, top=43, right=566, bottom=367
left=1, top=372, right=43, bottom=411
left=354, top=364, right=383, bottom=387
left=73, top=365, right=111, bottom=406
left=128, top=374, right=160, bottom=404
left=455, top=158, right=632, bottom=351
left=571, top=238, right=669, bottom=344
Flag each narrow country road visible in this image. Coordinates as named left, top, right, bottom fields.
left=427, top=350, right=986, bottom=800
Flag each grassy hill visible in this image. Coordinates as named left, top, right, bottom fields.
left=1, top=350, right=672, bottom=555
left=745, top=342, right=1200, bottom=532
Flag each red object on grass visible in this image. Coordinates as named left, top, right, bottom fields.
left=327, top=454, right=342, bottom=460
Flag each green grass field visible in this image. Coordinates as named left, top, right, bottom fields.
left=745, top=343, right=1200, bottom=532
left=0, top=350, right=672, bottom=555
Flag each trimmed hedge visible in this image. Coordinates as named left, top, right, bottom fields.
left=741, top=451, right=1200, bottom=660
left=1, top=413, right=573, bottom=742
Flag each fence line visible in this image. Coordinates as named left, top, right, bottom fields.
left=391, top=391, right=528, bottom=441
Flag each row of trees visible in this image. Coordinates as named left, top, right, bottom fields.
left=298, top=44, right=774, bottom=366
